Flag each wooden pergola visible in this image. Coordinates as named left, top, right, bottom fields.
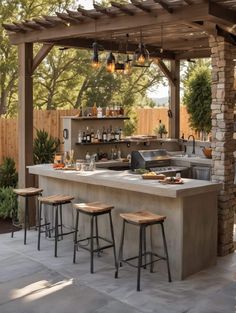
left=3, top=0, right=236, bottom=255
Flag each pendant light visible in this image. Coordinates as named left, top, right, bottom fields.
left=124, top=55, right=132, bottom=75
left=106, top=51, right=116, bottom=73
left=91, top=42, right=100, bottom=69
left=133, top=31, right=149, bottom=64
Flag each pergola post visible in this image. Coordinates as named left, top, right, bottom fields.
left=169, top=60, right=180, bottom=139
left=210, top=36, right=236, bottom=256
left=18, top=43, right=35, bottom=222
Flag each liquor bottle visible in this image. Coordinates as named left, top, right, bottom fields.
left=105, top=106, right=110, bottom=117
left=119, top=106, right=124, bottom=116
left=107, top=127, right=111, bottom=142
left=86, top=126, right=91, bottom=143
left=82, top=131, right=87, bottom=143
left=111, top=126, right=115, bottom=141
left=115, top=128, right=120, bottom=141
left=92, top=103, right=98, bottom=117
left=91, top=128, right=95, bottom=143
left=119, top=128, right=122, bottom=140
left=97, top=106, right=103, bottom=118
left=102, top=127, right=107, bottom=142
left=78, top=131, right=82, bottom=143
left=97, top=129, right=101, bottom=142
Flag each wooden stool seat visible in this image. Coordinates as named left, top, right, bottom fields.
left=38, top=194, right=74, bottom=205
left=13, top=187, right=43, bottom=197
left=38, top=194, right=75, bottom=257
left=120, top=211, right=166, bottom=224
left=73, top=202, right=114, bottom=214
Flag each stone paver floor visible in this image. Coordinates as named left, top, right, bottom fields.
left=0, top=230, right=235, bottom=313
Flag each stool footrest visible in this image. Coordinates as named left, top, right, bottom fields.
left=75, top=235, right=113, bottom=253
left=121, top=252, right=166, bottom=269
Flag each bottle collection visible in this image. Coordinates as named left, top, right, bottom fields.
left=78, top=103, right=125, bottom=118
left=77, top=126, right=123, bottom=144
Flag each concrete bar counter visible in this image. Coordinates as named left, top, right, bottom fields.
left=29, top=164, right=221, bottom=280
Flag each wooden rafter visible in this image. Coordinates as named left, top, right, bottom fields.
left=66, top=10, right=85, bottom=22
left=55, top=12, right=80, bottom=24
left=33, top=18, right=55, bottom=28
left=130, top=0, right=152, bottom=13
left=209, top=1, right=236, bottom=25
left=22, top=21, right=42, bottom=30
left=110, top=1, right=135, bottom=16
left=93, top=4, right=116, bottom=17
left=2, top=23, right=25, bottom=33
left=153, top=0, right=173, bottom=14
left=77, top=6, right=100, bottom=19
left=43, top=15, right=68, bottom=26
left=32, top=43, right=54, bottom=72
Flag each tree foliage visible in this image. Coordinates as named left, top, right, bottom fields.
left=183, top=61, right=212, bottom=133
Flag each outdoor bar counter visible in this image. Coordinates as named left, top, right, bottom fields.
left=28, top=164, right=221, bottom=280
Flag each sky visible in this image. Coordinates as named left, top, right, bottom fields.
left=77, top=0, right=169, bottom=100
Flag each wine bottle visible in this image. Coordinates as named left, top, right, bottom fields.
left=82, top=131, right=86, bottom=143
left=102, top=127, right=107, bottom=142
left=86, top=126, right=91, bottom=143
left=91, top=128, right=95, bottom=143
left=115, top=128, right=120, bottom=141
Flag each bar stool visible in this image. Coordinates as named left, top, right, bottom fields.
left=118, top=211, right=171, bottom=291
left=13, top=187, right=43, bottom=245
left=73, top=202, right=118, bottom=277
left=38, top=194, right=75, bottom=257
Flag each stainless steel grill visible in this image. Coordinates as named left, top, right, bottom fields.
left=131, top=149, right=188, bottom=176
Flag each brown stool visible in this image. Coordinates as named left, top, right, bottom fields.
left=118, top=211, right=171, bottom=291
left=73, top=202, right=118, bottom=277
left=13, top=187, right=43, bottom=245
left=38, top=194, right=75, bottom=257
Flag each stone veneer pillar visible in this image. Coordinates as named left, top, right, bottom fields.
left=209, top=36, right=236, bottom=256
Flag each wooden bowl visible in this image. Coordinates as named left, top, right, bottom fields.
left=202, top=147, right=212, bottom=159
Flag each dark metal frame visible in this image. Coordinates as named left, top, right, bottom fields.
left=117, top=219, right=171, bottom=291
left=12, top=192, right=42, bottom=245
left=37, top=200, right=75, bottom=257
left=73, top=208, right=118, bottom=278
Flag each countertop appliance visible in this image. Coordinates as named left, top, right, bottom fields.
left=131, top=149, right=188, bottom=176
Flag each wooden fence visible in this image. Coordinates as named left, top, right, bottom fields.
left=0, top=107, right=192, bottom=168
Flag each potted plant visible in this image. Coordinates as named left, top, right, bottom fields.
left=154, top=120, right=168, bottom=138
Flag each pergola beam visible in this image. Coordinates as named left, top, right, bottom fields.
left=154, top=59, right=175, bottom=86
left=32, top=43, right=54, bottom=73
left=209, top=1, right=236, bottom=25
left=8, top=3, right=210, bottom=45
left=110, top=1, right=135, bottom=16
left=153, top=0, right=173, bottom=14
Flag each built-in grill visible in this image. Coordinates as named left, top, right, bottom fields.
left=131, top=149, right=188, bottom=176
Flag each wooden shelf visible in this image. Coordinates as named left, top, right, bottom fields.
left=63, top=116, right=130, bottom=120
left=76, top=140, right=130, bottom=145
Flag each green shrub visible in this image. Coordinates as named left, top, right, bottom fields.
left=0, top=187, right=17, bottom=219
left=0, top=157, right=18, bottom=188
left=33, top=129, right=60, bottom=164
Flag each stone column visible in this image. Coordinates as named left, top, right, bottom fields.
left=210, top=36, right=236, bottom=256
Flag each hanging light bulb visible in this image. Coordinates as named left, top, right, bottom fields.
left=124, top=55, right=132, bottom=75
left=106, top=51, right=116, bottom=73
left=91, top=42, right=100, bottom=69
left=136, top=43, right=149, bottom=64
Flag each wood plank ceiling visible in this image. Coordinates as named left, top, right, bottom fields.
left=3, top=0, right=236, bottom=60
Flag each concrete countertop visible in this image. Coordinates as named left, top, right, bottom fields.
left=28, top=164, right=221, bottom=199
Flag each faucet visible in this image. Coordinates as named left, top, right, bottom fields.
left=188, top=135, right=195, bottom=155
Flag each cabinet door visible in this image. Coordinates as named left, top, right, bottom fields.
left=192, top=166, right=211, bottom=181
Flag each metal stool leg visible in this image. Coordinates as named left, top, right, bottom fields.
left=54, top=205, right=59, bottom=257
left=95, top=215, right=101, bottom=256
left=73, top=210, right=79, bottom=263
left=150, top=225, right=154, bottom=273
left=37, top=201, right=42, bottom=250
left=137, top=225, right=143, bottom=292
left=160, top=222, right=172, bottom=282
left=143, top=226, right=147, bottom=269
left=108, top=211, right=118, bottom=278
left=118, top=219, right=126, bottom=268
left=24, top=196, right=29, bottom=245
left=59, top=204, right=63, bottom=240
left=90, top=215, right=94, bottom=273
